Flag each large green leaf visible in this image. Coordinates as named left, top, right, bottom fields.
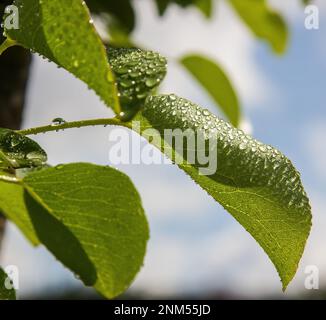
left=0, top=163, right=149, bottom=298
left=108, top=47, right=167, bottom=120
left=135, top=94, right=311, bottom=289
left=4, top=0, right=120, bottom=113
left=0, top=267, right=16, bottom=300
left=180, top=54, right=240, bottom=127
left=229, top=0, right=288, bottom=54
left=0, top=180, right=39, bottom=245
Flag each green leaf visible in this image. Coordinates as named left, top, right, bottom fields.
left=1, top=163, right=149, bottom=298
left=108, top=47, right=167, bottom=120
left=155, top=0, right=213, bottom=18
left=136, top=94, right=311, bottom=289
left=155, top=0, right=170, bottom=16
left=0, top=267, right=16, bottom=300
left=180, top=54, right=240, bottom=127
left=86, top=0, right=135, bottom=34
left=0, top=128, right=47, bottom=169
left=17, top=163, right=148, bottom=299
left=194, top=0, right=213, bottom=18
left=0, top=180, right=39, bottom=245
left=229, top=0, right=288, bottom=54
left=4, top=0, right=120, bottom=113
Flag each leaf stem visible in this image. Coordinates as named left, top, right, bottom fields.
left=17, top=117, right=132, bottom=136
left=0, top=38, right=17, bottom=56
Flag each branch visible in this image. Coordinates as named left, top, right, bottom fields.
left=18, top=117, right=132, bottom=135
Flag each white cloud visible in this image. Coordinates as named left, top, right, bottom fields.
left=131, top=188, right=326, bottom=298
left=131, top=238, right=190, bottom=296
left=131, top=223, right=282, bottom=297
left=284, top=192, right=326, bottom=294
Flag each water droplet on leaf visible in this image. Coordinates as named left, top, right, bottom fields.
left=51, top=118, right=66, bottom=126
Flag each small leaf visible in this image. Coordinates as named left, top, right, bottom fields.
left=155, top=0, right=172, bottom=15
left=18, top=163, right=149, bottom=298
left=136, top=94, right=312, bottom=289
left=180, top=54, right=240, bottom=127
left=108, top=47, right=167, bottom=120
left=5, top=0, right=120, bottom=113
left=194, top=0, right=213, bottom=18
left=0, top=128, right=47, bottom=169
left=0, top=267, right=16, bottom=300
left=86, top=0, right=136, bottom=34
left=229, top=0, right=288, bottom=54
left=155, top=0, right=213, bottom=17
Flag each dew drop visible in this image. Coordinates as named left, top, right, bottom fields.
left=239, top=143, right=247, bottom=150
left=120, top=79, right=133, bottom=88
left=145, top=78, right=158, bottom=88
left=51, top=118, right=66, bottom=126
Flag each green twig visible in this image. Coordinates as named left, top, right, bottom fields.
left=17, top=117, right=132, bottom=136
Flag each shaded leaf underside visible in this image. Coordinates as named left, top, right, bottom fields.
left=0, top=163, right=149, bottom=298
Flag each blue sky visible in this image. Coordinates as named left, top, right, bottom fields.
left=1, top=0, right=325, bottom=298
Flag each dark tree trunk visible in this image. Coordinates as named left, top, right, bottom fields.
left=0, top=47, right=32, bottom=130
left=0, top=0, right=32, bottom=251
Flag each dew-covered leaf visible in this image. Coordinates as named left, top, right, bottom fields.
left=0, top=267, right=16, bottom=300
left=20, top=163, right=149, bottom=299
left=0, top=128, right=47, bottom=169
left=4, top=0, right=120, bottom=113
left=180, top=54, right=240, bottom=127
left=136, top=94, right=312, bottom=289
left=229, top=0, right=288, bottom=54
left=108, top=47, right=167, bottom=120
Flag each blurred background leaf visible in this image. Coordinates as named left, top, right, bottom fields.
left=86, top=0, right=135, bottom=33
left=228, top=0, right=288, bottom=54
left=86, top=0, right=135, bottom=47
left=155, top=0, right=213, bottom=17
left=180, top=54, right=240, bottom=127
